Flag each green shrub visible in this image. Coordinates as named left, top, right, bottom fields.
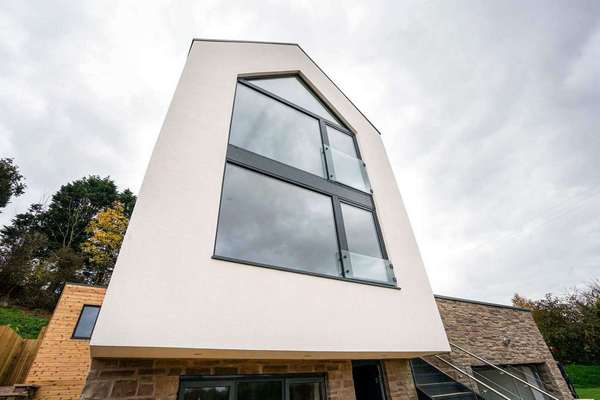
left=0, top=306, right=49, bottom=339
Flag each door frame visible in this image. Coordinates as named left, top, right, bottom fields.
left=352, top=360, right=389, bottom=400
left=178, top=373, right=327, bottom=400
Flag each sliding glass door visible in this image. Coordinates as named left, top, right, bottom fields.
left=179, top=375, right=325, bottom=400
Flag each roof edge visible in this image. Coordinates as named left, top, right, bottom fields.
left=434, top=294, right=531, bottom=312
left=188, top=38, right=299, bottom=56
left=187, top=38, right=383, bottom=136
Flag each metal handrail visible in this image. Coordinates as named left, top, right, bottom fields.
left=502, top=364, right=545, bottom=387
left=433, top=355, right=512, bottom=400
left=449, top=342, right=560, bottom=400
left=471, top=369, right=525, bottom=400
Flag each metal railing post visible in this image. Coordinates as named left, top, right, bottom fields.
left=449, top=342, right=560, bottom=400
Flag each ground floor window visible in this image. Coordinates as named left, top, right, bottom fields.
left=179, top=375, right=325, bottom=400
left=472, top=364, right=547, bottom=400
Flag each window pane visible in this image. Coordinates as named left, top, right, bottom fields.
left=341, top=204, right=390, bottom=282
left=73, top=305, right=100, bottom=339
left=183, top=387, right=230, bottom=400
left=325, top=146, right=371, bottom=193
left=230, top=84, right=325, bottom=177
left=343, top=250, right=391, bottom=283
left=289, top=382, right=322, bottom=400
left=215, top=164, right=340, bottom=277
left=249, top=76, right=340, bottom=124
left=238, top=381, right=282, bottom=400
left=326, top=126, right=358, bottom=158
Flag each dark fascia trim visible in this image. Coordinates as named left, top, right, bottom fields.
left=188, top=38, right=383, bottom=136
left=212, top=255, right=400, bottom=291
left=434, top=294, right=531, bottom=313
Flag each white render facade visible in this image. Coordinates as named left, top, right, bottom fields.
left=91, top=39, right=450, bottom=360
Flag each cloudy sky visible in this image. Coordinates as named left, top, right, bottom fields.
left=1, top=1, right=599, bottom=305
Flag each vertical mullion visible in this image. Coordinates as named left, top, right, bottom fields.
left=332, top=195, right=351, bottom=278
left=319, top=118, right=335, bottom=181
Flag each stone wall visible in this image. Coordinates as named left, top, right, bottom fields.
left=81, top=358, right=416, bottom=400
left=432, top=296, right=573, bottom=400
left=25, top=284, right=106, bottom=400
left=383, top=359, right=418, bottom=400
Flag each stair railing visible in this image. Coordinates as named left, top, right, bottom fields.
left=470, top=368, right=527, bottom=400
left=433, top=355, right=512, bottom=400
left=448, top=342, right=560, bottom=400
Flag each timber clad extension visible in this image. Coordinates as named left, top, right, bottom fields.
left=25, top=284, right=105, bottom=400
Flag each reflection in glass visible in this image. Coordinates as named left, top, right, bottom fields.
left=73, top=305, right=100, bottom=338
left=183, top=387, right=230, bottom=400
left=249, top=76, right=340, bottom=124
left=215, top=164, right=340, bottom=277
left=473, top=366, right=546, bottom=400
left=238, top=381, right=282, bottom=400
left=341, top=204, right=391, bottom=282
left=289, top=382, right=322, bottom=400
left=230, top=84, right=324, bottom=177
left=343, top=250, right=390, bottom=283
left=326, top=126, right=358, bottom=158
left=325, top=146, right=371, bottom=193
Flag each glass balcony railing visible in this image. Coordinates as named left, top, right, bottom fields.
left=324, top=145, right=372, bottom=193
left=341, top=250, right=394, bottom=283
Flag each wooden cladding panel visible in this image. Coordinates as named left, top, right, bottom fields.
left=26, top=284, right=105, bottom=400
left=0, top=325, right=44, bottom=385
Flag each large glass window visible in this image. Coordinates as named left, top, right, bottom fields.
left=183, top=385, right=233, bottom=400
left=230, top=84, right=325, bottom=177
left=215, top=75, right=396, bottom=287
left=72, top=305, right=100, bottom=339
left=325, top=126, right=371, bottom=193
left=215, top=164, right=340, bottom=277
left=250, top=76, right=341, bottom=124
left=288, top=380, right=323, bottom=400
left=238, top=381, right=282, bottom=400
left=341, top=203, right=392, bottom=283
left=180, top=377, right=324, bottom=400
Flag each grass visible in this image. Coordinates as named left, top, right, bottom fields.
left=0, top=306, right=50, bottom=339
left=565, top=364, right=600, bottom=399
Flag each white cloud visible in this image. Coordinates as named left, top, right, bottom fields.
left=1, top=0, right=599, bottom=305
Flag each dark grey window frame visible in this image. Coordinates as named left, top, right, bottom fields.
left=71, top=304, right=100, bottom=340
left=178, top=373, right=327, bottom=400
left=213, top=74, right=398, bottom=289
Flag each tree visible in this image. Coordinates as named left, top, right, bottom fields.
left=0, top=175, right=136, bottom=309
left=81, top=202, right=129, bottom=286
left=0, top=158, right=26, bottom=211
left=513, top=281, right=600, bottom=364
left=0, top=231, right=48, bottom=306
left=42, top=176, right=125, bottom=250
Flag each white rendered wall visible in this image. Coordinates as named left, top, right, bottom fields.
left=91, top=40, right=450, bottom=359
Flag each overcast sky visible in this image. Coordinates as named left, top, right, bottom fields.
left=1, top=1, right=599, bottom=305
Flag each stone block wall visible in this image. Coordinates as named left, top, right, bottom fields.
left=383, top=359, right=418, bottom=400
left=432, top=296, right=573, bottom=400
left=81, top=358, right=416, bottom=400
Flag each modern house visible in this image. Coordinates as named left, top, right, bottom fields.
left=89, top=37, right=450, bottom=399
left=16, top=39, right=574, bottom=400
